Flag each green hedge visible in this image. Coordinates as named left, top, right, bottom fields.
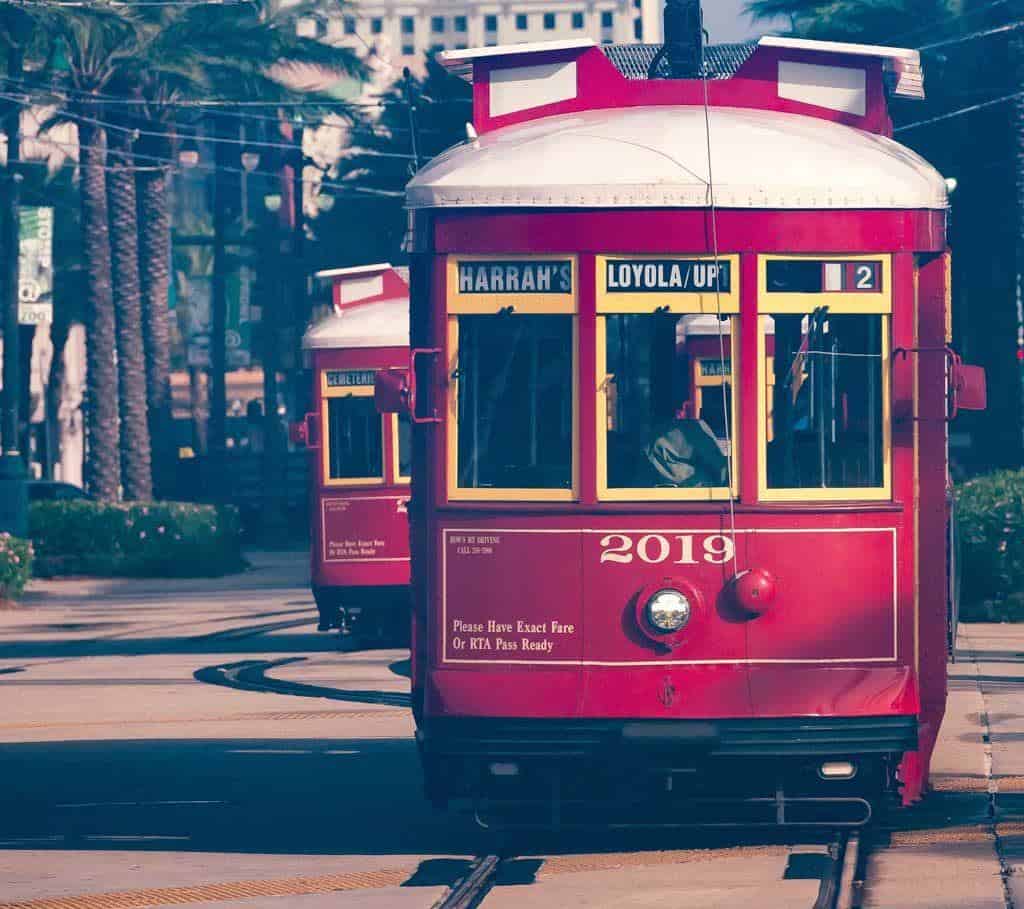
left=957, top=469, right=1024, bottom=621
left=29, top=501, right=245, bottom=578
left=0, top=534, right=33, bottom=601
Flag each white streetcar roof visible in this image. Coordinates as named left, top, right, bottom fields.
left=315, top=262, right=394, bottom=279
left=302, top=299, right=409, bottom=350
left=407, top=106, right=947, bottom=211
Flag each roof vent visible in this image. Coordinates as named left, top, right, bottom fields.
left=662, top=0, right=703, bottom=78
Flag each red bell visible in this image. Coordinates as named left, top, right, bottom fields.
left=732, top=568, right=777, bottom=615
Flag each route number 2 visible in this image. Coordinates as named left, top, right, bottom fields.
left=599, top=533, right=735, bottom=566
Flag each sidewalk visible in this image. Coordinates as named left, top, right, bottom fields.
left=21, top=548, right=310, bottom=603
left=866, top=624, right=1024, bottom=908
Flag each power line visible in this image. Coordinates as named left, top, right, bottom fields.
left=919, top=17, right=1024, bottom=51
left=896, top=88, right=1024, bottom=132
left=891, top=0, right=1021, bottom=44
left=17, top=107, right=406, bottom=196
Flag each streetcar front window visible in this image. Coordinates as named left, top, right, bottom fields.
left=325, top=395, right=383, bottom=482
left=453, top=315, right=573, bottom=491
left=602, top=313, right=734, bottom=496
left=763, top=312, right=887, bottom=494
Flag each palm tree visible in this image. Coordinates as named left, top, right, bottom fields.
left=52, top=10, right=146, bottom=501
left=107, top=120, right=152, bottom=500
left=123, top=1, right=363, bottom=494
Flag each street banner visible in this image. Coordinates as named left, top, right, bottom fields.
left=18, top=207, right=54, bottom=325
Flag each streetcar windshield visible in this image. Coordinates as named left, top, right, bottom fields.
left=326, top=396, right=383, bottom=481
left=764, top=312, right=885, bottom=491
left=454, top=315, right=573, bottom=490
left=604, top=313, right=733, bottom=492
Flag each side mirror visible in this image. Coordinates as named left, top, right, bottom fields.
left=375, top=369, right=410, bottom=415
left=953, top=362, right=987, bottom=414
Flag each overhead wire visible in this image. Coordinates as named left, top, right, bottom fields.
left=698, top=16, right=740, bottom=581
left=890, top=0, right=1021, bottom=44
left=895, top=87, right=1024, bottom=132
left=918, top=17, right=1024, bottom=51
left=14, top=105, right=405, bottom=196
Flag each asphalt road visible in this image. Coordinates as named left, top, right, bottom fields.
left=0, top=552, right=1004, bottom=908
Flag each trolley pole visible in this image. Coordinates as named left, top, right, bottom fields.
left=0, top=171, right=26, bottom=537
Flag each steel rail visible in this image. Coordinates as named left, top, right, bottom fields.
left=816, top=830, right=865, bottom=909
left=434, top=855, right=502, bottom=909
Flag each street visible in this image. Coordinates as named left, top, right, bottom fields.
left=0, top=552, right=1019, bottom=908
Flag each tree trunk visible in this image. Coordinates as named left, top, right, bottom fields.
left=107, top=128, right=152, bottom=500
left=136, top=162, right=173, bottom=499
left=77, top=118, right=120, bottom=502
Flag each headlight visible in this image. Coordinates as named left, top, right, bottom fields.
left=645, top=589, right=691, bottom=633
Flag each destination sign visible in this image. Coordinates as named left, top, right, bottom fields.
left=457, top=260, right=573, bottom=295
left=605, top=259, right=731, bottom=294
left=326, top=369, right=376, bottom=388
left=766, top=259, right=883, bottom=294
left=700, top=359, right=732, bottom=378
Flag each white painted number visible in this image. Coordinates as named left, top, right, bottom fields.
left=598, top=534, right=735, bottom=566
left=856, top=265, right=875, bottom=290
left=599, top=534, right=633, bottom=564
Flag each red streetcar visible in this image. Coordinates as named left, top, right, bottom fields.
left=299, top=264, right=411, bottom=639
left=378, top=7, right=987, bottom=827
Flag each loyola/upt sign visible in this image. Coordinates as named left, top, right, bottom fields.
left=605, top=258, right=731, bottom=293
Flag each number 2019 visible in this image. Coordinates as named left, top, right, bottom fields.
left=599, top=533, right=735, bottom=566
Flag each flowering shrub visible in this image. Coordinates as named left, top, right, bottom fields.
left=956, top=470, right=1024, bottom=621
left=29, top=502, right=244, bottom=578
left=0, top=533, right=33, bottom=602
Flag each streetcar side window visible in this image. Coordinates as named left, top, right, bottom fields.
left=452, top=315, right=574, bottom=493
left=600, top=313, right=736, bottom=499
left=397, top=412, right=412, bottom=482
left=761, top=312, right=889, bottom=497
left=321, top=378, right=386, bottom=486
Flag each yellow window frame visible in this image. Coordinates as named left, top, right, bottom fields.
left=447, top=254, right=578, bottom=315
left=595, top=311, right=740, bottom=503
left=596, top=254, right=740, bottom=314
left=758, top=253, right=893, bottom=314
left=393, top=413, right=412, bottom=486
left=445, top=260, right=579, bottom=502
left=321, top=376, right=387, bottom=488
left=756, top=304, right=892, bottom=504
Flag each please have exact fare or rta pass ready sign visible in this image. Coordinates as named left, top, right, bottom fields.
left=444, top=530, right=736, bottom=661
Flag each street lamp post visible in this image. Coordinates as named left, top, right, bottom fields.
left=0, top=172, right=26, bottom=537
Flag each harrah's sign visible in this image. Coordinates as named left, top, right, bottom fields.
left=458, top=260, right=573, bottom=294
left=606, top=259, right=731, bottom=293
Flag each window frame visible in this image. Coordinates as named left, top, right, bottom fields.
left=320, top=374, right=387, bottom=488
left=756, top=254, right=893, bottom=503
left=445, top=255, right=579, bottom=503
left=594, top=254, right=741, bottom=502
left=394, top=412, right=412, bottom=485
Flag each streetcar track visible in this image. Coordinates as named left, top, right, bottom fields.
left=194, top=657, right=413, bottom=707
left=434, top=855, right=502, bottom=909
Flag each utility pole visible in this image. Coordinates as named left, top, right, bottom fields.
left=209, top=115, right=228, bottom=491
left=0, top=41, right=26, bottom=536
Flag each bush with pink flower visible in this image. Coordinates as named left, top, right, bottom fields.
left=29, top=502, right=243, bottom=578
left=0, top=533, right=33, bottom=603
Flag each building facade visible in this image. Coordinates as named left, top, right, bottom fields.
left=318, top=1, right=644, bottom=75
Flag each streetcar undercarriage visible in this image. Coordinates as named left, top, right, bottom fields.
left=418, top=717, right=913, bottom=829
